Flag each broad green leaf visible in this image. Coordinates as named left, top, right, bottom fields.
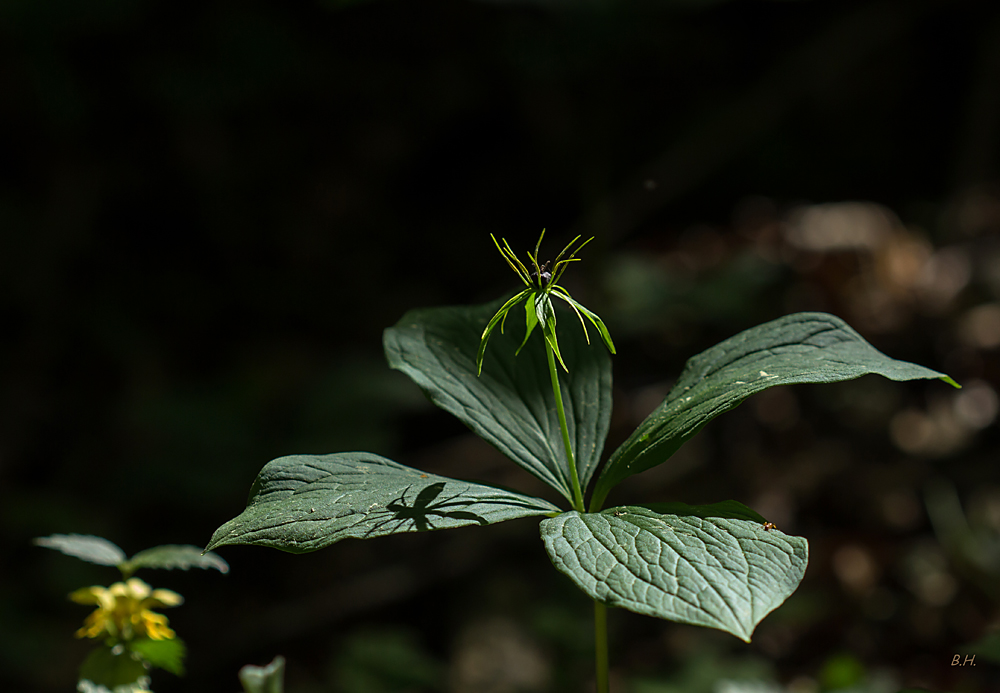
left=206, top=453, right=560, bottom=553
left=540, top=506, right=808, bottom=642
left=34, top=534, right=126, bottom=567
left=593, top=312, right=958, bottom=506
left=384, top=297, right=613, bottom=503
left=129, top=637, right=186, bottom=676
left=637, top=499, right=766, bottom=524
left=122, top=545, right=229, bottom=576
left=79, top=645, right=149, bottom=691
left=239, top=656, right=285, bottom=693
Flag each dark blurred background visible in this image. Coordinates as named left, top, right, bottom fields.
left=3, top=0, right=1000, bottom=691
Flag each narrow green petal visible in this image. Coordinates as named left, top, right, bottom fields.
left=491, top=234, right=532, bottom=285
left=550, top=258, right=581, bottom=286
left=552, top=234, right=585, bottom=265
left=502, top=237, right=534, bottom=284
left=527, top=251, right=543, bottom=283
left=550, top=236, right=593, bottom=284
left=550, top=286, right=591, bottom=345
left=533, top=228, right=547, bottom=259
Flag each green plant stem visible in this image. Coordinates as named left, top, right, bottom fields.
left=545, top=343, right=609, bottom=692
left=594, top=600, right=609, bottom=693
left=589, top=486, right=609, bottom=513
left=545, top=343, right=585, bottom=513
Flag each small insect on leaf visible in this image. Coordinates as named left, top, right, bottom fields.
left=762, top=522, right=777, bottom=531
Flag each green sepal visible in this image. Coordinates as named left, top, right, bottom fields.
left=551, top=286, right=616, bottom=355
left=515, top=291, right=540, bottom=356
left=476, top=288, right=532, bottom=375
left=537, top=292, right=569, bottom=372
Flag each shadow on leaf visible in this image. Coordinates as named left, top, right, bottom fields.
left=364, top=482, right=489, bottom=536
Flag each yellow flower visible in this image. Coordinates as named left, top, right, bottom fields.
left=70, top=577, right=183, bottom=641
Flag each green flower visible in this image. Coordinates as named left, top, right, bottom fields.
left=477, top=230, right=616, bottom=375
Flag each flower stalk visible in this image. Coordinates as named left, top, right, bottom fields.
left=546, top=341, right=585, bottom=512
left=479, top=229, right=614, bottom=692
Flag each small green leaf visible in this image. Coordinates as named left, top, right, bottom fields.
left=34, top=534, right=126, bottom=567
left=79, top=645, right=149, bottom=691
left=239, top=656, right=285, bottom=693
left=206, top=453, right=561, bottom=553
left=385, top=297, right=613, bottom=502
left=122, top=546, right=229, bottom=576
left=129, top=637, right=186, bottom=676
left=540, top=506, right=808, bottom=642
left=593, top=312, right=958, bottom=506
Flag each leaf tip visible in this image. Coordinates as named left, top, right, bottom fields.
left=941, top=375, right=961, bottom=389
left=203, top=532, right=229, bottom=554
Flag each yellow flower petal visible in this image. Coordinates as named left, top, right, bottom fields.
left=141, top=611, right=176, bottom=640
left=70, top=578, right=182, bottom=642
left=74, top=608, right=113, bottom=639
left=69, top=586, right=103, bottom=605
left=146, top=589, right=184, bottom=608
left=123, top=578, right=152, bottom=600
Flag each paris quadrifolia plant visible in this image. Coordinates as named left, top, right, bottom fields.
left=36, top=534, right=228, bottom=692
left=206, top=231, right=959, bottom=692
